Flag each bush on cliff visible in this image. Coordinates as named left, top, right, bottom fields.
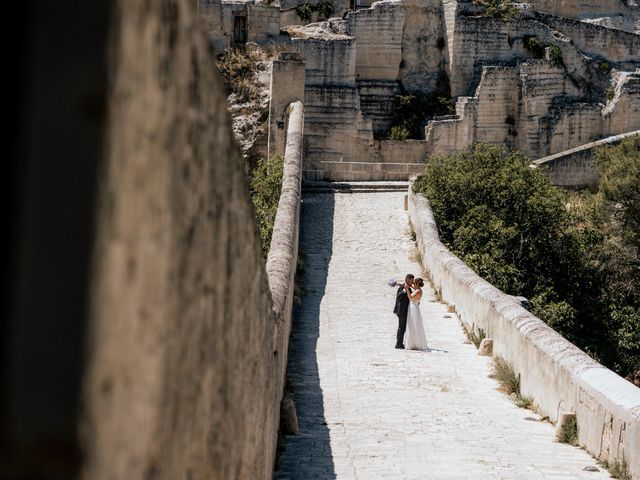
left=386, top=85, right=455, bottom=140
left=250, top=155, right=284, bottom=258
left=413, top=141, right=640, bottom=383
left=473, top=0, right=517, bottom=19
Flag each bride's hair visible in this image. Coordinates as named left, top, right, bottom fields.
left=414, top=278, right=424, bottom=288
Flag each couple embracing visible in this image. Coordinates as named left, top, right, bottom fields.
left=393, top=274, right=428, bottom=351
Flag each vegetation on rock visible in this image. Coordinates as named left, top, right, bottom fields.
left=473, top=0, right=517, bottom=19
left=295, top=1, right=336, bottom=22
left=523, top=35, right=545, bottom=59
left=548, top=44, right=564, bottom=66
left=316, top=0, right=336, bottom=20
left=413, top=141, right=640, bottom=383
left=295, top=2, right=314, bottom=21
left=216, top=48, right=262, bottom=103
left=250, top=155, right=285, bottom=257
left=387, top=84, right=455, bottom=140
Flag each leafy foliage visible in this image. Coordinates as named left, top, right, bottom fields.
left=473, top=0, right=517, bottom=19
left=316, top=0, right=335, bottom=19
left=413, top=141, right=640, bottom=382
left=388, top=125, right=410, bottom=140
left=557, top=416, right=579, bottom=446
left=548, top=44, right=564, bottom=66
left=295, top=2, right=314, bottom=21
left=386, top=81, right=455, bottom=140
left=523, top=35, right=545, bottom=59
left=250, top=155, right=284, bottom=257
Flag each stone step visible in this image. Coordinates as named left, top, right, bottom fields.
left=302, top=180, right=411, bottom=193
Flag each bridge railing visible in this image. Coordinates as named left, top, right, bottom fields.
left=408, top=188, right=640, bottom=479
left=265, top=100, right=304, bottom=471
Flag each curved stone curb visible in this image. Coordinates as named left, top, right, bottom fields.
left=265, top=100, right=304, bottom=471
left=408, top=188, right=640, bottom=479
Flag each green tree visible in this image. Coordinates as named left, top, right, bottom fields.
left=413, top=142, right=639, bottom=382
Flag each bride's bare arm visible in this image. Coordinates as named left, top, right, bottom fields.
left=408, top=288, right=423, bottom=302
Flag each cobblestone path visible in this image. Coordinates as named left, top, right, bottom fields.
left=274, top=191, right=610, bottom=480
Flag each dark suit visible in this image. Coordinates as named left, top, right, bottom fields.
left=393, top=284, right=410, bottom=347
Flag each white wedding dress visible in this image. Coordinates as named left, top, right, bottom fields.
left=404, top=300, right=428, bottom=351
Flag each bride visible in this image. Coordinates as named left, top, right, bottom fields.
left=404, top=278, right=428, bottom=351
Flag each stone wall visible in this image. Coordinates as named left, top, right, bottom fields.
left=408, top=189, right=640, bottom=480
left=426, top=61, right=640, bottom=159
left=81, top=1, right=300, bottom=479
left=268, top=52, right=306, bottom=158
left=398, top=0, right=448, bottom=94
left=531, top=12, right=640, bottom=63
left=344, top=2, right=405, bottom=81
left=531, top=130, right=640, bottom=188
left=309, top=139, right=428, bottom=180
left=524, top=0, right=640, bottom=34
left=199, top=0, right=282, bottom=52
left=606, top=70, right=640, bottom=134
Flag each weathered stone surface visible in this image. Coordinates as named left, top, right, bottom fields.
left=531, top=130, right=640, bottom=188
left=478, top=338, right=493, bottom=356
left=524, top=0, right=640, bottom=34
left=81, top=1, right=301, bottom=479
left=268, top=52, right=306, bottom=159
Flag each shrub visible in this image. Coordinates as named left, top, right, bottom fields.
left=608, top=457, right=632, bottom=480
left=216, top=48, right=261, bottom=103
left=598, top=61, right=611, bottom=74
left=316, top=0, right=335, bottom=19
left=386, top=88, right=455, bottom=140
left=295, top=2, right=313, bottom=21
left=388, top=124, right=410, bottom=140
left=523, top=35, right=545, bottom=59
left=557, top=416, right=578, bottom=446
left=548, top=44, right=564, bottom=66
left=473, top=0, right=517, bottom=19
left=513, top=395, right=533, bottom=409
left=606, top=86, right=616, bottom=102
left=250, top=155, right=284, bottom=257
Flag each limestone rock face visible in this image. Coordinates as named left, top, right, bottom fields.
left=81, top=1, right=281, bottom=479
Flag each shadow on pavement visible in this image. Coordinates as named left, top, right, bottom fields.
left=274, top=192, right=336, bottom=479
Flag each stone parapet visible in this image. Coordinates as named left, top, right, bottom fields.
left=408, top=188, right=640, bottom=480
left=531, top=129, right=640, bottom=188
left=266, top=101, right=304, bottom=437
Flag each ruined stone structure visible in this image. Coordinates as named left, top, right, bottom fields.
left=206, top=0, right=640, bottom=182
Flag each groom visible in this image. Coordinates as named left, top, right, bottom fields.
left=393, top=274, right=414, bottom=349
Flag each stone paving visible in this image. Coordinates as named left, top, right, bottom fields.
left=274, top=191, right=611, bottom=480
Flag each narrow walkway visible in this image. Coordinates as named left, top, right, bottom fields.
left=274, top=191, right=610, bottom=480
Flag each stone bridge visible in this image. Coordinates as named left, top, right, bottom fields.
left=273, top=186, right=640, bottom=479
left=12, top=1, right=639, bottom=478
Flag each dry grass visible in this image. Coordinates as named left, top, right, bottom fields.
left=493, top=355, right=520, bottom=395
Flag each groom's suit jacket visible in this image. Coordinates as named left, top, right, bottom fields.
left=393, top=285, right=410, bottom=317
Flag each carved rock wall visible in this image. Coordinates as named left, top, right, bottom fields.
left=82, top=1, right=296, bottom=479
